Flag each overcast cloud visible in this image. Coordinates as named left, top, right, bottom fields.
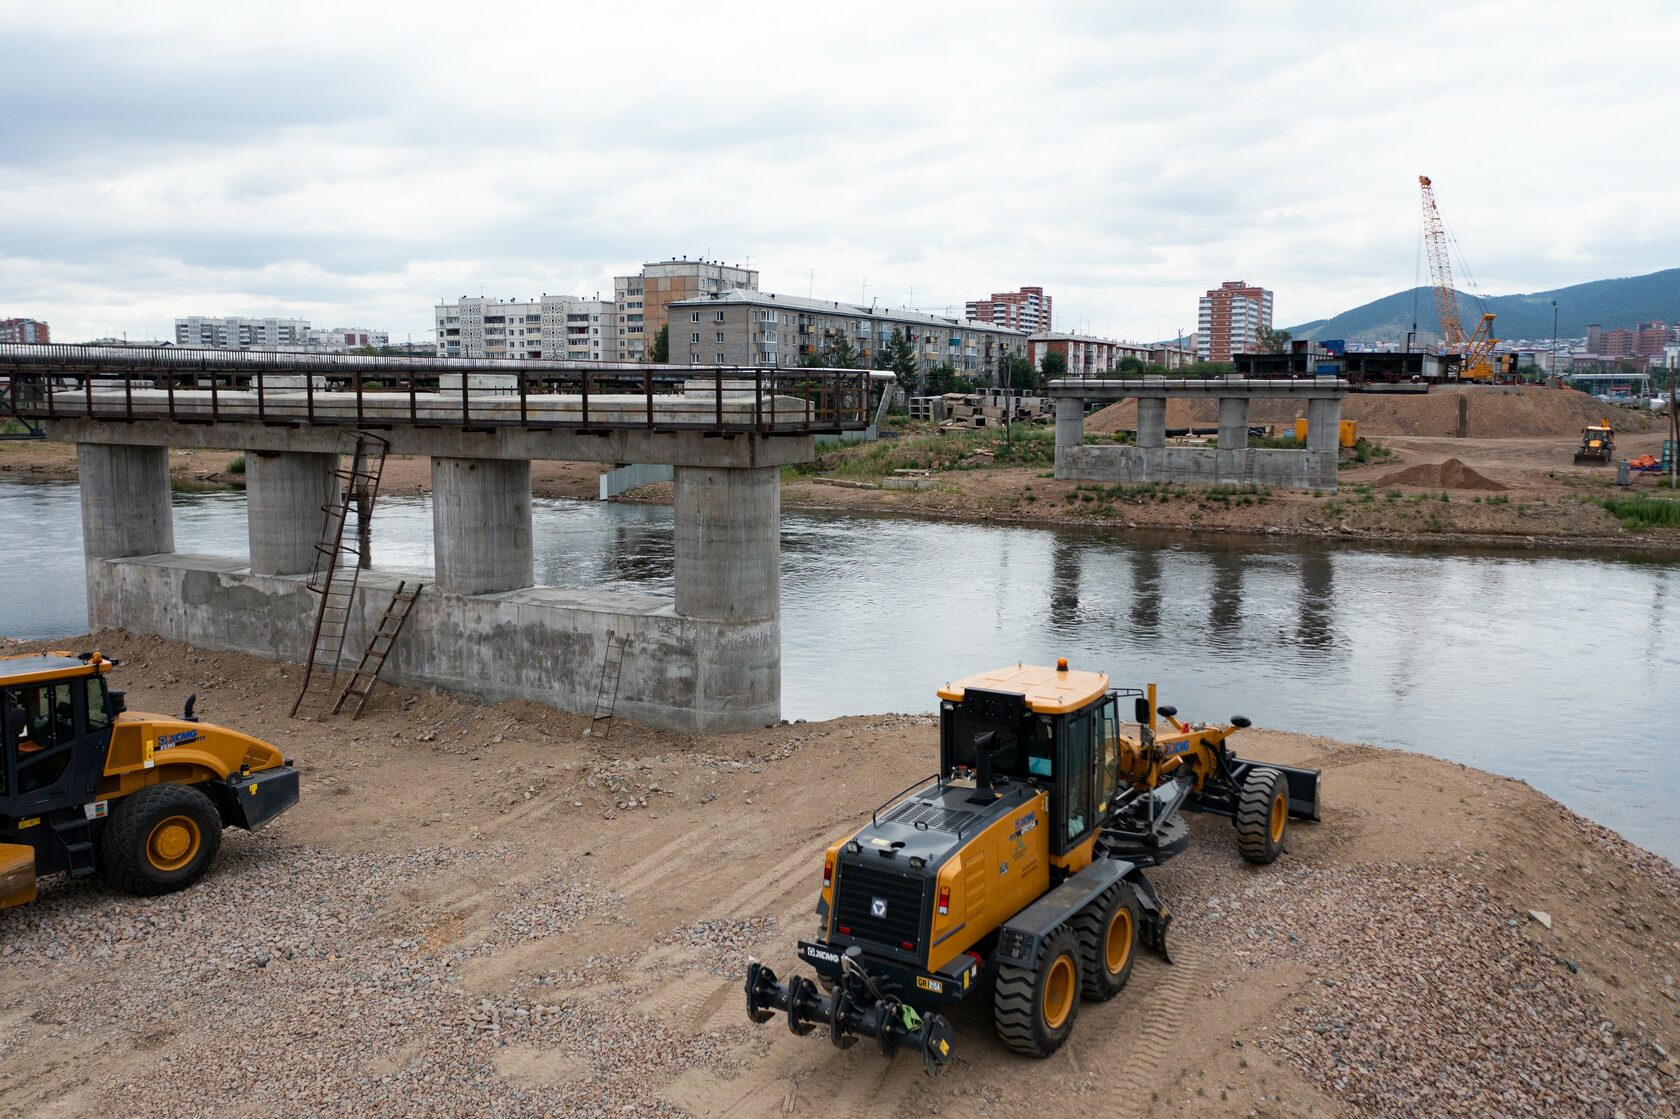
left=3, top=0, right=1676, bottom=344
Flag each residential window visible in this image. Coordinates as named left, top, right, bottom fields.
left=715, top=352, right=725, bottom=363
left=690, top=353, right=700, bottom=363
left=691, top=332, right=700, bottom=344
left=715, top=332, right=725, bottom=344
left=690, top=312, right=700, bottom=322
left=713, top=311, right=725, bottom=322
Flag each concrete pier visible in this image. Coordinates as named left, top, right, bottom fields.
left=78, top=443, right=173, bottom=561
left=246, top=450, right=337, bottom=576
left=1055, top=398, right=1085, bottom=450
left=431, top=458, right=534, bottom=595
left=1136, top=398, right=1166, bottom=449
left=1218, top=397, right=1251, bottom=450
left=1049, top=378, right=1349, bottom=492
left=674, top=466, right=779, bottom=621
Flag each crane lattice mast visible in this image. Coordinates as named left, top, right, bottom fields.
left=1418, top=175, right=1468, bottom=352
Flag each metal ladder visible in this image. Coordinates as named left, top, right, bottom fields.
left=333, top=580, right=424, bottom=718
left=589, top=633, right=627, bottom=738
left=291, top=432, right=389, bottom=719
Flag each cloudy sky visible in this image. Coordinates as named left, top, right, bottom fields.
left=4, top=1, right=1676, bottom=345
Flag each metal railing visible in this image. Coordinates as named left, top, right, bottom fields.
left=0, top=343, right=877, bottom=436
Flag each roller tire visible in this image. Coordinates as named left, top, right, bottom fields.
left=1236, top=766, right=1288, bottom=865
left=100, top=783, right=222, bottom=896
left=1070, top=885, right=1140, bottom=1001
left=993, top=924, right=1082, bottom=1058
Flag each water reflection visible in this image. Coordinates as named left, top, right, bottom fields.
left=1296, top=553, right=1334, bottom=652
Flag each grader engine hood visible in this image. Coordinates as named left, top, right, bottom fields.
left=832, top=780, right=1038, bottom=965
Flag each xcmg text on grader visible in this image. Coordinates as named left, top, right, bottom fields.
left=744, top=661, right=1320, bottom=1076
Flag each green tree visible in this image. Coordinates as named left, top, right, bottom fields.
left=881, top=328, right=919, bottom=392
left=1254, top=326, right=1291, bottom=354
left=924, top=362, right=975, bottom=396
left=1040, top=351, right=1067, bottom=379
left=1115, top=356, right=1146, bottom=376
left=822, top=333, right=861, bottom=369
left=651, top=324, right=670, bottom=363
left=997, top=353, right=1036, bottom=391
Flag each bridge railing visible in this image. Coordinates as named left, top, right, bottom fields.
left=0, top=344, right=878, bottom=435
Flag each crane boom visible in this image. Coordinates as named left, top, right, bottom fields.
left=1418, top=174, right=1496, bottom=381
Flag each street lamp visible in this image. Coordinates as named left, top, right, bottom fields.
left=1551, top=300, right=1558, bottom=379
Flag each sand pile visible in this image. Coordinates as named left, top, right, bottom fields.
left=1083, top=384, right=1648, bottom=439
left=1374, top=457, right=1508, bottom=491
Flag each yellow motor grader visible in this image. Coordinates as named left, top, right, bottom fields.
left=1, top=650, right=299, bottom=909
left=744, top=661, right=1319, bottom=1075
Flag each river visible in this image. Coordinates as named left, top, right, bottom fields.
left=2, top=477, right=1677, bottom=861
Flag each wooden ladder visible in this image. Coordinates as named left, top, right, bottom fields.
left=334, top=580, right=424, bottom=718
left=291, top=431, right=390, bottom=719
left=589, top=633, right=627, bottom=739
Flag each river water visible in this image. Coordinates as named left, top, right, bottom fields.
left=2, top=477, right=1677, bottom=861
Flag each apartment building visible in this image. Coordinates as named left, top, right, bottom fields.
left=171, top=316, right=387, bottom=351
left=1195, top=281, right=1273, bottom=362
left=433, top=295, right=614, bottom=360
left=966, top=286, right=1052, bottom=333
left=612, top=258, right=759, bottom=361
left=0, top=318, right=50, bottom=343
left=1027, top=333, right=1153, bottom=376
left=666, top=289, right=1027, bottom=379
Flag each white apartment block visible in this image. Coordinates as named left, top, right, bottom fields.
left=434, top=295, right=615, bottom=360
left=173, top=316, right=388, bottom=351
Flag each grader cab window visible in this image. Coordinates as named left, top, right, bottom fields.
left=3, top=683, right=77, bottom=794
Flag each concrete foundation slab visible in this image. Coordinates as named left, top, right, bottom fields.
left=1056, top=444, right=1339, bottom=491
left=89, top=554, right=778, bottom=734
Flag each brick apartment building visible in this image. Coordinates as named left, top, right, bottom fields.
left=0, top=318, right=50, bottom=344
left=1027, top=333, right=1154, bottom=377
left=1195, top=280, right=1273, bottom=362
left=613, top=258, right=758, bottom=361
left=965, top=286, right=1052, bottom=333
left=1586, top=321, right=1673, bottom=361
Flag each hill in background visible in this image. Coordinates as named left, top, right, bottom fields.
left=1286, top=267, right=1680, bottom=343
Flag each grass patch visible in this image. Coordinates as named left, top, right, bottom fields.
left=809, top=427, right=1056, bottom=480
left=1352, top=441, right=1395, bottom=464
left=1249, top=434, right=1303, bottom=449
left=227, top=454, right=246, bottom=474
left=1598, top=494, right=1680, bottom=530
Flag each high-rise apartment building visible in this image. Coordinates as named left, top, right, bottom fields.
left=965, top=286, right=1052, bottom=333
left=433, top=295, right=614, bottom=360
left=1195, top=281, right=1274, bottom=362
left=612, top=258, right=759, bottom=361
left=0, top=318, right=50, bottom=343
left=665, top=288, right=1027, bottom=380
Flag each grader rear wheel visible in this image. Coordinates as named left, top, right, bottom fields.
left=1070, top=885, right=1139, bottom=1001
left=100, top=783, right=222, bottom=896
left=1236, top=766, right=1289, bottom=865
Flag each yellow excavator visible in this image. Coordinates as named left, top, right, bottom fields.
left=1574, top=420, right=1615, bottom=465
left=745, top=661, right=1319, bottom=1075
left=1, top=650, right=299, bottom=909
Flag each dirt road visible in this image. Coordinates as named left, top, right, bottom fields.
left=1, top=633, right=1675, bottom=1118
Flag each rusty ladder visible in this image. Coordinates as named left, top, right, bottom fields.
left=588, top=633, right=627, bottom=739
left=290, top=431, right=390, bottom=719
left=333, top=580, right=424, bottom=718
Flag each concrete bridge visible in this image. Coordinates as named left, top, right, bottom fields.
left=1049, top=376, right=1350, bottom=492
left=3, top=343, right=875, bottom=733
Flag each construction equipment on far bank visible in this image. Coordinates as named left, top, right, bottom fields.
left=2, top=651, right=299, bottom=910
left=1419, top=175, right=1499, bottom=382
left=743, top=661, right=1320, bottom=1076
left=1574, top=419, right=1615, bottom=465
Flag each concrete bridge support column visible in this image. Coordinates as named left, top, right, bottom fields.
left=1054, top=398, right=1085, bottom=452
left=1306, top=397, right=1342, bottom=454
left=246, top=450, right=337, bottom=576
left=432, top=458, right=534, bottom=595
left=1218, top=397, right=1251, bottom=450
left=78, top=443, right=174, bottom=628
left=1136, top=398, right=1167, bottom=449
left=674, top=466, right=779, bottom=620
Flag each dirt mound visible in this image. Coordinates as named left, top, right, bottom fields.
left=1083, top=384, right=1648, bottom=439
left=1374, top=457, right=1508, bottom=491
